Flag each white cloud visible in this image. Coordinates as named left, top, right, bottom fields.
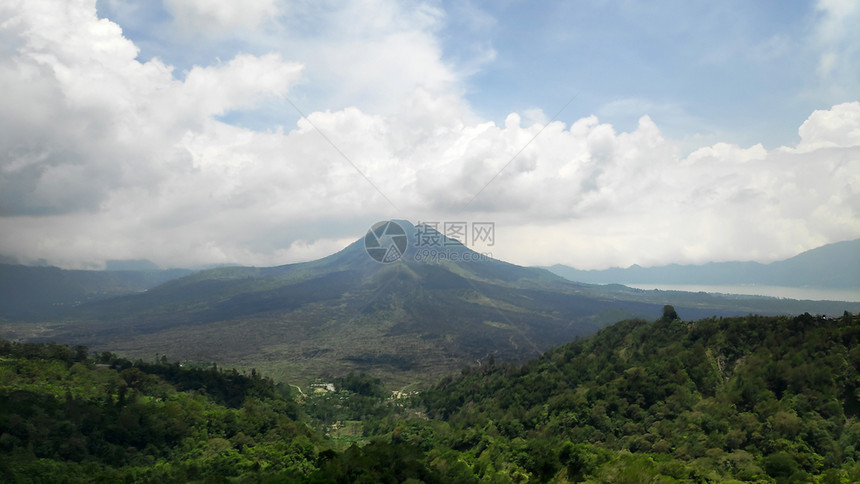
left=794, top=101, right=860, bottom=152
left=0, top=0, right=858, bottom=272
left=164, top=0, right=278, bottom=32
left=289, top=1, right=458, bottom=116
left=0, top=0, right=302, bottom=217
left=813, top=0, right=860, bottom=91
left=686, top=142, right=767, bottom=164
left=97, top=0, right=467, bottom=116
left=182, top=53, right=302, bottom=117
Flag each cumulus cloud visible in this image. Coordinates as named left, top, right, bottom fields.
left=0, top=0, right=301, bottom=218
left=0, top=0, right=858, bottom=271
left=395, top=104, right=859, bottom=268
left=794, top=101, right=860, bottom=152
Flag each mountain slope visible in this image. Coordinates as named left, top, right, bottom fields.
left=5, top=222, right=860, bottom=386
left=547, top=238, right=860, bottom=288
left=13, top=223, right=655, bottom=385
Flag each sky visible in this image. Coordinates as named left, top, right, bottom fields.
left=0, top=0, right=858, bottom=270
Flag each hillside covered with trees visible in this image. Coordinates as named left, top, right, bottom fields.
left=2, top=310, right=859, bottom=482
left=414, top=309, right=860, bottom=482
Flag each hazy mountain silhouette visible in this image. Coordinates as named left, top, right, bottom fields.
left=0, top=264, right=192, bottom=321
left=547, top=239, right=860, bottom=288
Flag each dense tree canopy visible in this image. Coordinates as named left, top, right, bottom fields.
left=414, top=312, right=860, bottom=482
left=2, top=311, right=859, bottom=482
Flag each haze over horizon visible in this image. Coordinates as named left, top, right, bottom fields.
left=1, top=0, right=858, bottom=271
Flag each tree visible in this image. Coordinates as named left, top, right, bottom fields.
left=661, top=305, right=679, bottom=322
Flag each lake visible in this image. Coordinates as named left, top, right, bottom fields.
left=626, top=284, right=860, bottom=303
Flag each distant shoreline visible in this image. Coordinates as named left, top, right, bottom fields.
left=625, top=283, right=860, bottom=303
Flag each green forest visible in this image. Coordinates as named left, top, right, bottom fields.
left=2, top=310, right=860, bottom=483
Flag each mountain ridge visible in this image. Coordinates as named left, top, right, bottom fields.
left=0, top=264, right=194, bottom=321
left=547, top=238, right=860, bottom=288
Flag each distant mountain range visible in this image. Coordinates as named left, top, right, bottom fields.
left=2, top=222, right=859, bottom=385
left=0, top=264, right=192, bottom=321
left=547, top=238, right=860, bottom=288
